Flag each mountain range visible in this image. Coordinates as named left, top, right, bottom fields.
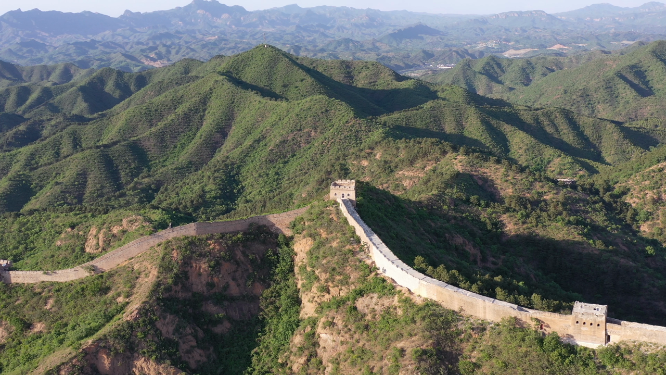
left=422, top=40, right=666, bottom=122
left=1, top=13, right=666, bottom=372
left=0, top=44, right=665, bottom=321
left=3, top=1, right=666, bottom=72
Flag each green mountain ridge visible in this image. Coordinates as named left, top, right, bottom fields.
left=424, top=40, right=666, bottom=122
left=0, top=45, right=662, bottom=221
left=0, top=60, right=93, bottom=89
left=0, top=45, right=663, bottom=318
left=1, top=44, right=666, bottom=373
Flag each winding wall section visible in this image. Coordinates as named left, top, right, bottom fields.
left=1, top=207, right=308, bottom=284
left=337, top=199, right=666, bottom=347
left=3, top=197, right=664, bottom=347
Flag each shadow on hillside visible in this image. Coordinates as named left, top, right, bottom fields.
left=502, top=233, right=666, bottom=325
left=0, top=113, right=26, bottom=132
left=352, top=85, right=439, bottom=113
left=289, top=56, right=439, bottom=116
left=387, top=125, right=489, bottom=151
left=481, top=107, right=609, bottom=163
left=618, top=125, right=661, bottom=149
left=616, top=71, right=655, bottom=97
left=218, top=72, right=285, bottom=100
left=356, top=182, right=666, bottom=326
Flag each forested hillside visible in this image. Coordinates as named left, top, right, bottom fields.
left=0, top=45, right=661, bottom=222
left=424, top=40, right=666, bottom=122
left=1, top=45, right=666, bottom=373
left=8, top=207, right=664, bottom=374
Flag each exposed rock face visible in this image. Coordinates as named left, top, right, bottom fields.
left=85, top=216, right=150, bottom=254
left=66, top=345, right=183, bottom=375
left=0, top=320, right=12, bottom=345
left=53, top=227, right=282, bottom=373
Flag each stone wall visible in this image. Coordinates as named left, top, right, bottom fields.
left=607, top=319, right=666, bottom=345
left=337, top=198, right=666, bottom=347
left=1, top=207, right=308, bottom=284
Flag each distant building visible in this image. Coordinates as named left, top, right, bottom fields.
left=557, top=178, right=577, bottom=186
left=330, top=180, right=356, bottom=206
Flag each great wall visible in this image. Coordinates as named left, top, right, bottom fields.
left=0, top=207, right=308, bottom=283
left=1, top=180, right=665, bottom=347
left=331, top=180, right=666, bottom=348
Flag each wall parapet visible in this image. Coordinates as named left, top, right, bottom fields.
left=337, top=198, right=666, bottom=347
left=1, top=207, right=308, bottom=284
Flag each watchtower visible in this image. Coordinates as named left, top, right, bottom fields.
left=330, top=180, right=356, bottom=206
left=571, top=302, right=608, bottom=345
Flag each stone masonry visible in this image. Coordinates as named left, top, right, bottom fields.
left=0, top=207, right=308, bottom=284
left=332, top=180, right=666, bottom=347
left=330, top=180, right=356, bottom=206
left=571, top=302, right=608, bottom=345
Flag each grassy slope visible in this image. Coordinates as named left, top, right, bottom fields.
left=344, top=139, right=666, bottom=324
left=53, top=202, right=666, bottom=374
left=590, top=144, right=666, bottom=247
left=256, top=203, right=666, bottom=375
left=0, top=199, right=664, bottom=374
left=0, top=61, right=95, bottom=89
left=424, top=51, right=608, bottom=96
left=0, top=249, right=142, bottom=373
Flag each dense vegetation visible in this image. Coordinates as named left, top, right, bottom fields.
left=250, top=202, right=666, bottom=374
left=347, top=140, right=666, bottom=324
left=0, top=44, right=660, bottom=224
left=0, top=199, right=662, bottom=374
left=425, top=40, right=666, bottom=122
left=1, top=45, right=666, bottom=322
left=0, top=261, right=138, bottom=373
left=459, top=318, right=666, bottom=375
left=0, top=45, right=665, bottom=373
left=43, top=226, right=290, bottom=374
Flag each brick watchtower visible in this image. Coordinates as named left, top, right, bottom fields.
left=571, top=302, right=608, bottom=346
left=330, top=180, right=356, bottom=206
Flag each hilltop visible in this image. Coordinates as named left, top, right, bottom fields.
left=424, top=40, right=666, bottom=122
left=0, top=46, right=664, bottom=308
left=0, top=46, right=661, bottom=218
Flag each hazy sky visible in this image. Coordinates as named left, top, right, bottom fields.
left=0, top=0, right=658, bottom=17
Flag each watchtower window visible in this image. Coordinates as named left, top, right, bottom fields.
left=576, top=321, right=579, bottom=324
left=583, top=322, right=586, bottom=325
left=597, top=324, right=600, bottom=327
